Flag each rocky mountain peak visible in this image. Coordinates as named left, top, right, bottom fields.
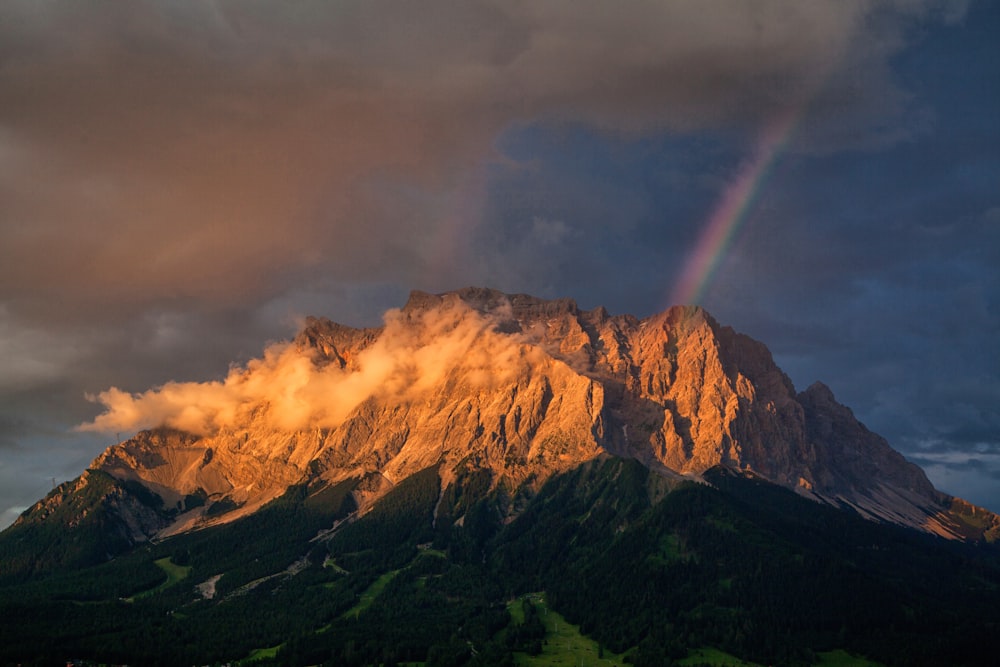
left=16, top=287, right=997, bottom=543
left=802, top=380, right=836, bottom=401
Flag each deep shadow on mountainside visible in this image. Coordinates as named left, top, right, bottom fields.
left=1, top=288, right=999, bottom=665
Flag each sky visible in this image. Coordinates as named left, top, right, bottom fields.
left=1, top=0, right=997, bottom=528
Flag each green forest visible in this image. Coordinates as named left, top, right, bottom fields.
left=1, top=458, right=999, bottom=666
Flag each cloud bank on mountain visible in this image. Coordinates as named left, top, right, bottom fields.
left=80, top=299, right=540, bottom=435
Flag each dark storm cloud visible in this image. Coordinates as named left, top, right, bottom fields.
left=0, top=1, right=963, bottom=326
left=0, top=415, right=29, bottom=451
left=0, top=0, right=989, bottom=524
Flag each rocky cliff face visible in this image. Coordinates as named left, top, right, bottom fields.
left=14, top=287, right=995, bottom=542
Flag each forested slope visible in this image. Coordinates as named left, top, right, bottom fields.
left=1, top=457, right=998, bottom=666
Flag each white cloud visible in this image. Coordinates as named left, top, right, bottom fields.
left=80, top=296, right=543, bottom=436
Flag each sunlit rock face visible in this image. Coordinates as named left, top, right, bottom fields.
left=27, top=287, right=998, bottom=541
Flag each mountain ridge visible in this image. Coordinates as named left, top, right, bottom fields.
left=9, top=287, right=998, bottom=551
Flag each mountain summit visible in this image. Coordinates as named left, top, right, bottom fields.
left=13, top=288, right=998, bottom=551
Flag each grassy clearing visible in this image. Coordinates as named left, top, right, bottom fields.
left=154, top=556, right=192, bottom=585
left=323, top=556, right=348, bottom=574
left=417, top=545, right=447, bottom=559
left=127, top=556, right=192, bottom=601
left=240, top=644, right=282, bottom=664
left=677, top=647, right=762, bottom=666
left=814, top=649, right=885, bottom=666
left=676, top=647, right=883, bottom=666
left=509, top=593, right=628, bottom=667
left=341, top=569, right=401, bottom=619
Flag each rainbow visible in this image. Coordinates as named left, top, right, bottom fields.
left=668, top=107, right=801, bottom=307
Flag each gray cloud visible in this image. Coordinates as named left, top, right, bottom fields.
left=0, top=1, right=962, bottom=324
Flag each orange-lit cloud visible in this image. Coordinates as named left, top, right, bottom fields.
left=79, top=298, right=540, bottom=436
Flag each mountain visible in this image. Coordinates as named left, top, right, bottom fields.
left=10, top=287, right=995, bottom=551
left=2, top=288, right=1000, bottom=666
